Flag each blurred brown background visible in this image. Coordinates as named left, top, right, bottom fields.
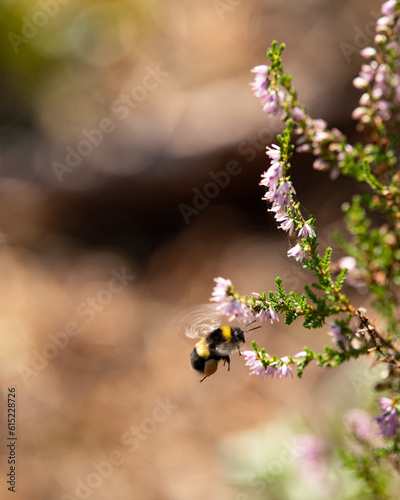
left=0, top=0, right=384, bottom=499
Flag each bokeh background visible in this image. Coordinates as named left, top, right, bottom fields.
left=0, top=0, right=389, bottom=499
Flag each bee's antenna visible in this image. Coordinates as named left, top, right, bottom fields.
left=243, top=319, right=261, bottom=333
left=243, top=319, right=256, bottom=328
left=245, top=325, right=261, bottom=333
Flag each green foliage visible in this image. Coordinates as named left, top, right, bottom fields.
left=338, top=448, right=393, bottom=500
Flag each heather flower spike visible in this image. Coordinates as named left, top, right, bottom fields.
left=242, top=345, right=308, bottom=380
left=374, top=397, right=400, bottom=438
left=210, top=277, right=255, bottom=323
left=205, top=2, right=400, bottom=484
left=250, top=62, right=285, bottom=117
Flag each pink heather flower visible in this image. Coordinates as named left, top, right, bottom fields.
left=261, top=89, right=285, bottom=116
left=269, top=204, right=287, bottom=220
left=250, top=66, right=285, bottom=116
left=353, top=77, right=369, bottom=89
left=375, top=79, right=387, bottom=95
left=275, top=357, right=293, bottom=378
left=280, top=217, right=295, bottom=235
left=313, top=158, right=329, bottom=171
left=332, top=128, right=345, bottom=141
left=250, top=64, right=268, bottom=76
left=375, top=34, right=387, bottom=44
left=263, top=183, right=294, bottom=209
left=378, top=397, right=395, bottom=413
left=266, top=307, right=279, bottom=323
left=352, top=106, right=369, bottom=121
left=265, top=144, right=281, bottom=162
left=338, top=256, right=356, bottom=271
left=313, top=130, right=330, bottom=143
left=328, top=322, right=349, bottom=348
left=262, top=364, right=284, bottom=379
left=264, top=180, right=295, bottom=208
left=313, top=119, right=328, bottom=131
left=211, top=277, right=232, bottom=303
left=298, top=223, right=315, bottom=239
left=259, top=162, right=283, bottom=189
left=292, top=106, right=306, bottom=121
left=372, top=86, right=384, bottom=99
left=376, top=99, right=391, bottom=121
left=243, top=350, right=300, bottom=380
left=353, top=62, right=377, bottom=90
left=262, top=186, right=280, bottom=203
left=250, top=65, right=269, bottom=98
left=217, top=298, right=254, bottom=323
left=360, top=47, right=377, bottom=58
left=294, top=434, right=327, bottom=482
left=363, top=61, right=378, bottom=79
left=330, top=167, right=340, bottom=181
left=244, top=353, right=292, bottom=379
left=375, top=63, right=387, bottom=82
left=359, top=93, right=370, bottom=106
left=279, top=180, right=295, bottom=197
left=375, top=397, right=400, bottom=438
left=243, top=350, right=258, bottom=364
left=251, top=360, right=268, bottom=378
left=274, top=211, right=289, bottom=223
left=338, top=256, right=368, bottom=293
left=256, top=307, right=279, bottom=323
left=296, top=143, right=310, bottom=153
left=352, top=55, right=399, bottom=123
left=287, top=244, right=305, bottom=262
left=376, top=15, right=394, bottom=32
left=344, top=409, right=375, bottom=442
left=243, top=351, right=267, bottom=378
left=382, top=0, right=396, bottom=17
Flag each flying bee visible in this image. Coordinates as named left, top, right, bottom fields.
left=179, top=304, right=261, bottom=382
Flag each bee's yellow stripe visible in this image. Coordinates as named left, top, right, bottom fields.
left=195, top=338, right=210, bottom=359
left=221, top=326, right=232, bottom=342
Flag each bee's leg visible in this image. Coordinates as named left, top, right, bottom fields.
left=200, top=375, right=208, bottom=382
left=221, top=356, right=231, bottom=371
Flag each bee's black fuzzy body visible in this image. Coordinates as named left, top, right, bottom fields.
left=190, top=326, right=245, bottom=382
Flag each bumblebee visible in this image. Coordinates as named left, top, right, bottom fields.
left=179, top=304, right=260, bottom=382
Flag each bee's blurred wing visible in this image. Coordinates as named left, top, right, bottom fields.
left=178, top=304, right=222, bottom=339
